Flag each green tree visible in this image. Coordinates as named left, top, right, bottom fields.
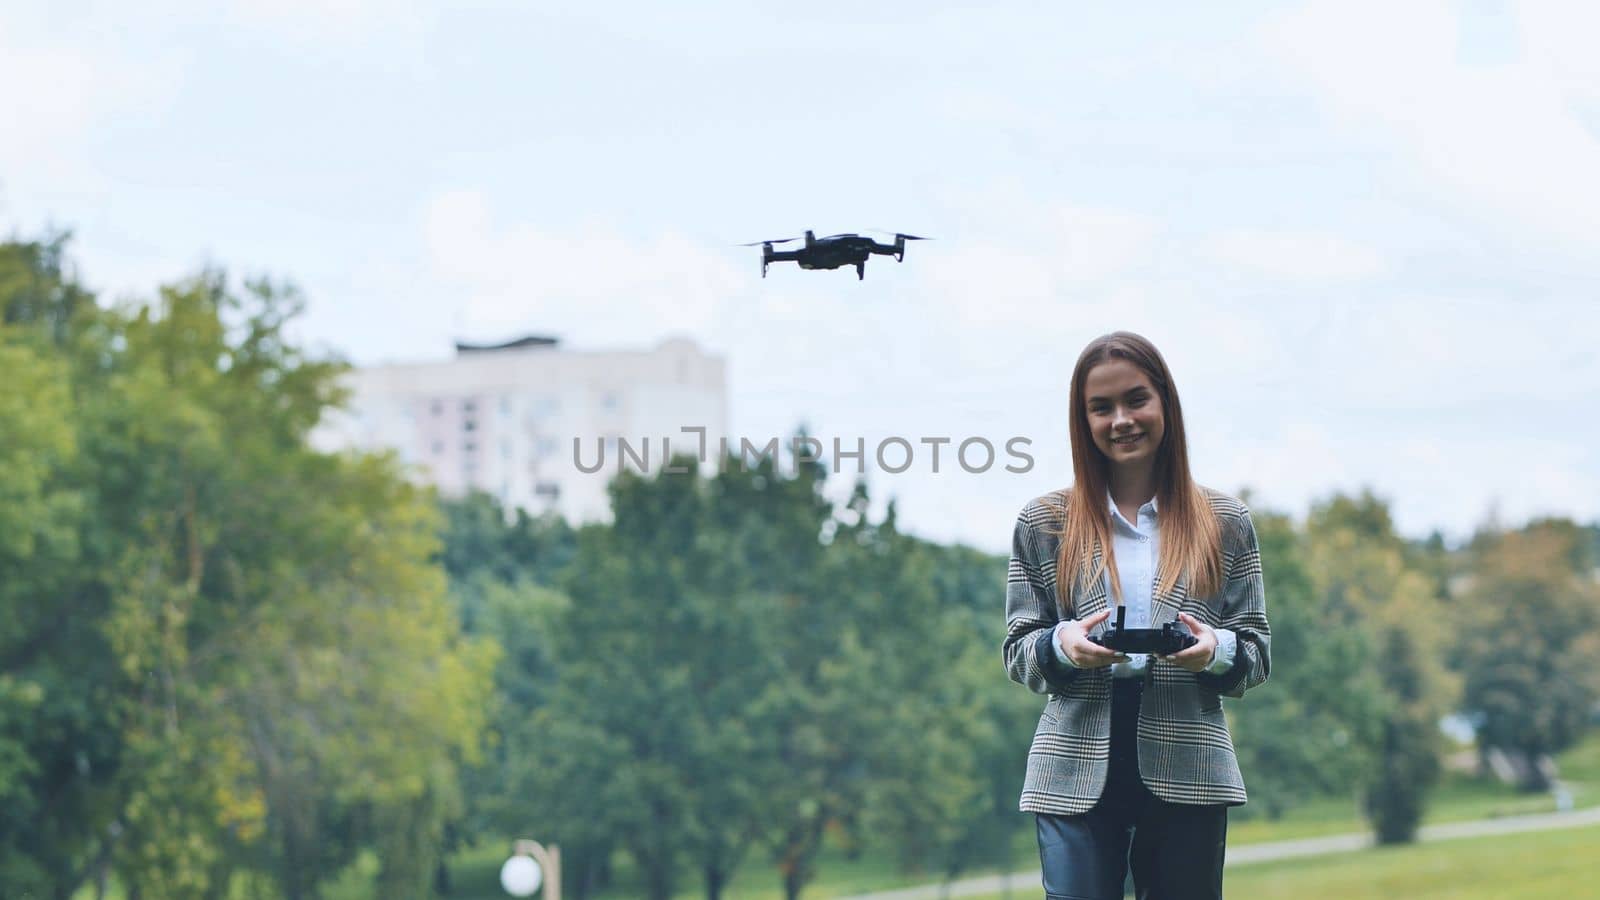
left=89, top=274, right=500, bottom=898
left=2, top=236, right=500, bottom=898
left=1303, top=491, right=1456, bottom=844
left=433, top=492, right=596, bottom=894
left=1457, top=519, right=1600, bottom=791
left=805, top=507, right=1028, bottom=890
left=752, top=472, right=901, bottom=900
left=0, top=231, right=93, bottom=341
left=458, top=576, right=616, bottom=897
left=532, top=455, right=801, bottom=900
left=0, top=238, right=120, bottom=900
left=1227, top=508, right=1386, bottom=819
left=438, top=491, right=576, bottom=594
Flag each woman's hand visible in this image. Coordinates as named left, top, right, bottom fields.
left=1161, top=612, right=1218, bottom=673
left=1056, top=609, right=1131, bottom=668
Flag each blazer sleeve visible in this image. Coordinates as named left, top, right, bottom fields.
left=1003, top=500, right=1083, bottom=695
left=1195, top=506, right=1271, bottom=699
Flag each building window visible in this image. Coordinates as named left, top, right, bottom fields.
left=527, top=393, right=559, bottom=417
left=463, top=399, right=477, bottom=414
left=463, top=441, right=477, bottom=454
left=464, top=419, right=477, bottom=433
left=431, top=400, right=443, bottom=416
left=534, top=481, right=561, bottom=501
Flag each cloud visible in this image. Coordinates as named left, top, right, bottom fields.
left=0, top=19, right=178, bottom=185
left=0, top=45, right=98, bottom=163
left=222, top=0, right=434, bottom=45
left=1204, top=229, right=1385, bottom=280
left=1198, top=417, right=1600, bottom=546
left=914, top=200, right=1161, bottom=332
left=0, top=8, right=185, bottom=230
left=1518, top=0, right=1600, bottom=102
left=1297, top=290, right=1592, bottom=414
left=422, top=190, right=753, bottom=347
left=1200, top=420, right=1349, bottom=509
left=1264, top=0, right=1600, bottom=252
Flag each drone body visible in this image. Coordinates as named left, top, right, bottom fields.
left=742, top=230, right=929, bottom=279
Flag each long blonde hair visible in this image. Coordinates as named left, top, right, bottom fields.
left=1050, top=332, right=1222, bottom=609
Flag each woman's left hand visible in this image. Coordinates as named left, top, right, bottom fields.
left=1160, top=612, right=1218, bottom=673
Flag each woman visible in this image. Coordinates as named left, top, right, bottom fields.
left=1003, top=331, right=1271, bottom=900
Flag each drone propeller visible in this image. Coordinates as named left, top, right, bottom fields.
left=867, top=229, right=933, bottom=240
left=739, top=238, right=798, bottom=246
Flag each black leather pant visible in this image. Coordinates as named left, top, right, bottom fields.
left=1035, top=678, right=1228, bottom=900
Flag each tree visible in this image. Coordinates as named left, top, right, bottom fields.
left=1302, top=491, right=1456, bottom=844
left=458, top=575, right=621, bottom=898
left=1226, top=508, right=1386, bottom=820
left=2, top=236, right=499, bottom=898
left=0, top=238, right=121, bottom=899
left=433, top=492, right=600, bottom=895
left=438, top=492, right=576, bottom=595
left=527, top=454, right=802, bottom=900
left=97, top=274, right=500, bottom=898
left=1457, top=519, right=1600, bottom=791
left=0, top=231, right=93, bottom=341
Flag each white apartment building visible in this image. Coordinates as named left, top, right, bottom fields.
left=315, top=335, right=728, bottom=523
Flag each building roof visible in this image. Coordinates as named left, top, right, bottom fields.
left=454, top=335, right=561, bottom=354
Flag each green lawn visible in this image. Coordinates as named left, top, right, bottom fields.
left=961, top=821, right=1600, bottom=900
left=83, top=729, right=1600, bottom=899
left=1556, top=726, right=1600, bottom=783
left=337, top=834, right=988, bottom=900
left=427, top=730, right=1600, bottom=899
left=1228, top=763, right=1598, bottom=845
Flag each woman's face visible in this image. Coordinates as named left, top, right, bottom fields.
left=1083, top=358, right=1166, bottom=470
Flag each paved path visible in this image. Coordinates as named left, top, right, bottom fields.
left=836, top=806, right=1600, bottom=900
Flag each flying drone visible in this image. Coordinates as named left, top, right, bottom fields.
left=741, top=230, right=930, bottom=279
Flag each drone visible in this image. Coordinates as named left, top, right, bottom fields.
left=741, top=230, right=930, bottom=279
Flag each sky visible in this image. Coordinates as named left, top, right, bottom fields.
left=4, top=0, right=1599, bottom=553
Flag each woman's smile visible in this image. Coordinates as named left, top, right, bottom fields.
left=1084, top=358, right=1166, bottom=469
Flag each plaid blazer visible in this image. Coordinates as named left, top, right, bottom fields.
left=1003, top=488, right=1271, bottom=815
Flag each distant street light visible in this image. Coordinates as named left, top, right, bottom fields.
left=501, top=839, right=561, bottom=899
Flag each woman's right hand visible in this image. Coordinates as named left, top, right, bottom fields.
left=1057, top=609, right=1131, bottom=668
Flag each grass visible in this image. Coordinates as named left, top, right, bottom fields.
left=960, top=822, right=1600, bottom=900
left=429, top=730, right=1600, bottom=899
left=1556, top=725, right=1600, bottom=784
left=79, top=729, right=1600, bottom=899
left=1228, top=764, right=1598, bottom=845
left=375, top=833, right=1019, bottom=900
left=416, top=790, right=1571, bottom=899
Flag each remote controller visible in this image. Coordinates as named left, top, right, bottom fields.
left=1088, top=605, right=1198, bottom=655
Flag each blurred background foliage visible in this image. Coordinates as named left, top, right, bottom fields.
left=2, top=233, right=1598, bottom=899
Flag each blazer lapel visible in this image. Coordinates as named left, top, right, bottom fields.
left=1152, top=569, right=1189, bottom=625
left=1073, top=543, right=1110, bottom=621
